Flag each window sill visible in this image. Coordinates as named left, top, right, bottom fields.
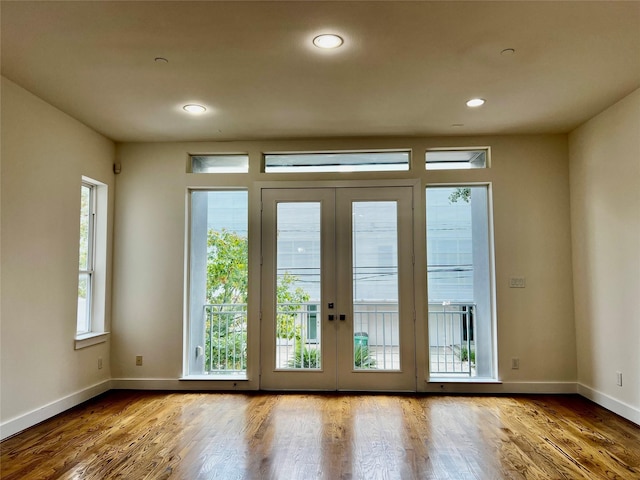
left=428, top=377, right=501, bottom=384
left=180, top=374, right=249, bottom=381
left=75, top=332, right=110, bottom=350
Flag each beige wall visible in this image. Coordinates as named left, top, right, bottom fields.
left=112, top=134, right=577, bottom=391
left=3, top=69, right=637, bottom=430
left=569, top=88, right=640, bottom=423
left=0, top=77, right=115, bottom=435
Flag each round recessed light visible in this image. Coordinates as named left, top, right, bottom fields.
left=313, top=34, right=344, bottom=49
left=466, top=98, right=486, bottom=108
left=451, top=123, right=465, bottom=128
left=183, top=104, right=207, bottom=114
left=500, top=48, right=516, bottom=56
left=154, top=57, right=169, bottom=63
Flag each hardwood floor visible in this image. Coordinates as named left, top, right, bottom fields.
left=2, top=392, right=639, bottom=479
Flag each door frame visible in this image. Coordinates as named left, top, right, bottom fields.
left=256, top=179, right=423, bottom=392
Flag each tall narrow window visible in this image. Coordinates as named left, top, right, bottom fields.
left=187, top=190, right=249, bottom=378
left=77, top=183, right=95, bottom=334
left=75, top=177, right=108, bottom=348
left=427, top=186, right=495, bottom=379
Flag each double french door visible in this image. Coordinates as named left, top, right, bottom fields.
left=260, top=187, right=416, bottom=391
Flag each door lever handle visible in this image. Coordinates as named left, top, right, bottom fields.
left=339, top=314, right=346, bottom=321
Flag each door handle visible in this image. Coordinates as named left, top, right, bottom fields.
left=339, top=314, right=346, bottom=321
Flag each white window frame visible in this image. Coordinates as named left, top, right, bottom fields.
left=75, top=176, right=109, bottom=349
left=263, top=150, right=411, bottom=173
left=425, top=147, right=490, bottom=170
left=77, top=182, right=95, bottom=334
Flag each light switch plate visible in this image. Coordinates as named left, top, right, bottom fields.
left=509, top=276, right=526, bottom=288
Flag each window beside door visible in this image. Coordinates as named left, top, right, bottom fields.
left=426, top=186, right=495, bottom=380
left=186, top=190, right=249, bottom=378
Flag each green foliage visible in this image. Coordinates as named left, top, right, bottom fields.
left=205, top=306, right=247, bottom=371
left=207, top=229, right=248, bottom=305
left=205, top=229, right=248, bottom=371
left=460, top=345, right=476, bottom=364
left=354, top=345, right=376, bottom=369
left=276, top=272, right=311, bottom=340
left=204, top=228, right=311, bottom=372
left=448, top=187, right=471, bottom=204
left=287, top=345, right=321, bottom=369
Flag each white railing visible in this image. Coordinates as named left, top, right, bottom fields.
left=205, top=301, right=476, bottom=376
left=204, top=304, right=247, bottom=374
left=428, top=302, right=475, bottom=377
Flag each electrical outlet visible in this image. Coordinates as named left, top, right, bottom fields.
left=98, top=357, right=103, bottom=370
left=511, top=357, right=520, bottom=369
left=136, top=355, right=143, bottom=366
left=616, top=371, right=622, bottom=386
left=509, top=277, right=526, bottom=288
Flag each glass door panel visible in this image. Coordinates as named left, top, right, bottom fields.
left=352, top=201, right=400, bottom=371
left=336, top=188, right=415, bottom=391
left=260, top=189, right=336, bottom=390
left=275, top=202, right=322, bottom=370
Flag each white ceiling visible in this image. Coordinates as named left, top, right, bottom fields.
left=2, top=1, right=639, bottom=143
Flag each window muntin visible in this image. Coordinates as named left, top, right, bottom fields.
left=264, top=151, right=410, bottom=173
left=190, top=154, right=249, bottom=173
left=77, top=183, right=95, bottom=334
left=425, top=149, right=488, bottom=170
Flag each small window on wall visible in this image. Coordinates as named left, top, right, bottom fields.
left=190, top=154, right=249, bottom=173
left=426, top=148, right=488, bottom=170
left=76, top=177, right=109, bottom=349
left=264, top=151, right=410, bottom=173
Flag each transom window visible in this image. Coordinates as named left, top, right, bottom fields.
left=426, top=148, right=488, bottom=170
left=264, top=151, right=410, bottom=173
left=190, top=154, right=249, bottom=173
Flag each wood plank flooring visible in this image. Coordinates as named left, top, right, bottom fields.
left=2, top=391, right=639, bottom=479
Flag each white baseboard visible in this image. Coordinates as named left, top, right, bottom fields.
left=0, top=380, right=112, bottom=441
left=4, top=380, right=635, bottom=440
left=422, top=380, right=577, bottom=394
left=111, top=378, right=258, bottom=391
left=577, top=383, right=640, bottom=426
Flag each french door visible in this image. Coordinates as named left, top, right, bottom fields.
left=260, top=187, right=415, bottom=391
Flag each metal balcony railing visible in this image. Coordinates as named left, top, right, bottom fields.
left=428, top=302, right=476, bottom=377
left=204, top=301, right=477, bottom=377
left=204, top=304, right=247, bottom=374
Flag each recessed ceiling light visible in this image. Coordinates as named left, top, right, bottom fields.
left=500, top=48, right=516, bottom=56
left=154, top=57, right=169, bottom=63
left=183, top=104, right=207, bottom=114
left=466, top=98, right=486, bottom=107
left=313, top=34, right=344, bottom=49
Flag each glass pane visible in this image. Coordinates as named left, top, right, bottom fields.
left=77, top=273, right=90, bottom=333
left=189, top=190, right=248, bottom=376
left=427, top=186, right=492, bottom=378
left=79, top=185, right=91, bottom=270
left=265, top=151, right=409, bottom=173
left=425, top=149, right=487, bottom=170
left=191, top=154, right=249, bottom=173
left=352, top=201, right=400, bottom=370
left=276, top=203, right=321, bottom=369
